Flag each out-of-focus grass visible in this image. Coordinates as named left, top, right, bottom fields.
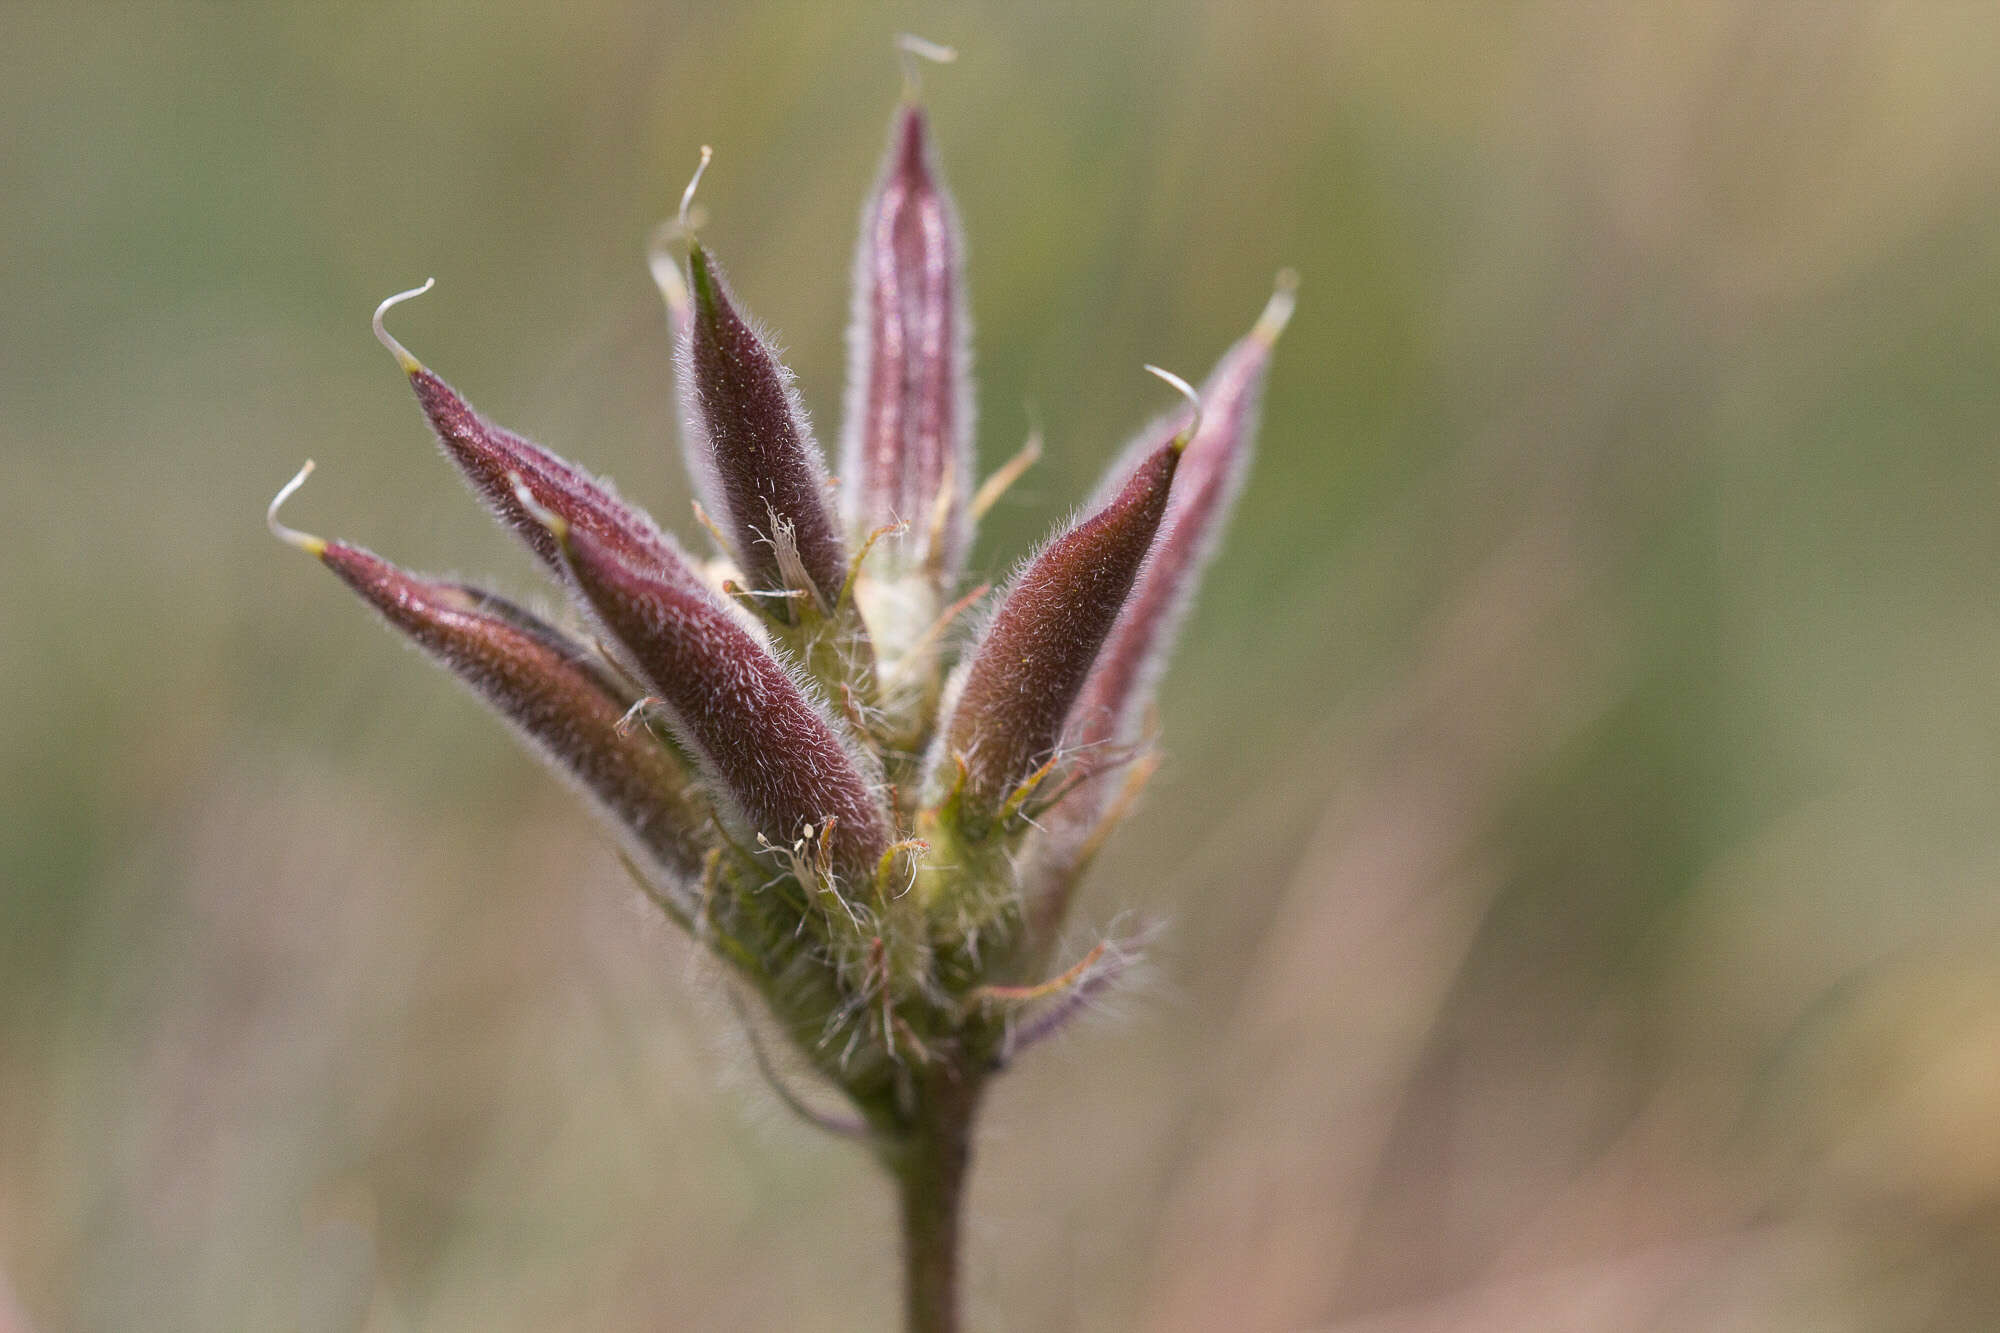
left=6, top=3, right=2000, bottom=1329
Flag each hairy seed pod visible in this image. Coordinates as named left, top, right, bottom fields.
left=941, top=437, right=1183, bottom=828
left=841, top=99, right=973, bottom=581
left=680, top=242, right=849, bottom=610
left=314, top=537, right=708, bottom=892
left=1023, top=285, right=1292, bottom=939
left=1066, top=276, right=1293, bottom=754
left=547, top=510, right=892, bottom=884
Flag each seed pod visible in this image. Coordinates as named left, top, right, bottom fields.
left=373, top=283, right=680, bottom=578
left=679, top=241, right=848, bottom=612
left=1066, top=275, right=1293, bottom=754
left=541, top=502, right=892, bottom=884
left=840, top=98, right=973, bottom=580
left=269, top=473, right=707, bottom=894
left=940, top=388, right=1190, bottom=829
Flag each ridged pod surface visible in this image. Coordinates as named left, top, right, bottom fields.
left=842, top=101, right=973, bottom=583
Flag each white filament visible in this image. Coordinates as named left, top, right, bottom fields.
left=679, top=145, right=713, bottom=234
left=371, top=278, right=435, bottom=374
left=896, top=33, right=958, bottom=98
left=1143, top=363, right=1204, bottom=450
left=266, top=460, right=325, bottom=555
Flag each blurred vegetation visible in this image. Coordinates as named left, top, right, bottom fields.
left=6, top=3, right=2000, bottom=1329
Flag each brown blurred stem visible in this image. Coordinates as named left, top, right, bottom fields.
left=893, top=1064, right=984, bottom=1333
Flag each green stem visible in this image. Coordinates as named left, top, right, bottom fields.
left=894, top=1065, right=983, bottom=1333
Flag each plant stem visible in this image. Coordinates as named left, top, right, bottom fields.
left=895, top=1064, right=983, bottom=1333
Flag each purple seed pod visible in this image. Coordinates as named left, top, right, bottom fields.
left=373, top=283, right=681, bottom=579
left=268, top=464, right=707, bottom=893
left=839, top=95, right=973, bottom=580
left=1065, top=274, right=1295, bottom=756
left=533, top=496, right=892, bottom=884
left=678, top=222, right=849, bottom=612
left=939, top=373, right=1196, bottom=828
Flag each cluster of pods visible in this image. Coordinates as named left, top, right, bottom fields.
left=272, top=58, right=1290, bottom=1129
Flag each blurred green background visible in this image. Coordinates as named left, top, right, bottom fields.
left=8, top=3, right=2000, bottom=1329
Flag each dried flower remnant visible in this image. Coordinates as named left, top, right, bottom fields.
left=274, top=39, right=1289, bottom=1333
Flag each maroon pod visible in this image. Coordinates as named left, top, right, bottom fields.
left=549, top=513, right=892, bottom=884
left=840, top=100, right=973, bottom=579
left=680, top=242, right=848, bottom=611
left=943, top=440, right=1183, bottom=828
left=1066, top=281, right=1291, bottom=755
left=315, top=541, right=708, bottom=890
left=371, top=290, right=681, bottom=580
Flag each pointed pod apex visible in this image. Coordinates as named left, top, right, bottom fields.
left=267, top=460, right=328, bottom=557
left=1256, top=268, right=1299, bottom=346
left=648, top=148, right=710, bottom=339
left=399, top=354, right=683, bottom=580
left=685, top=238, right=718, bottom=313
left=896, top=33, right=957, bottom=101
left=1143, top=364, right=1203, bottom=454
left=372, top=279, right=435, bottom=376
